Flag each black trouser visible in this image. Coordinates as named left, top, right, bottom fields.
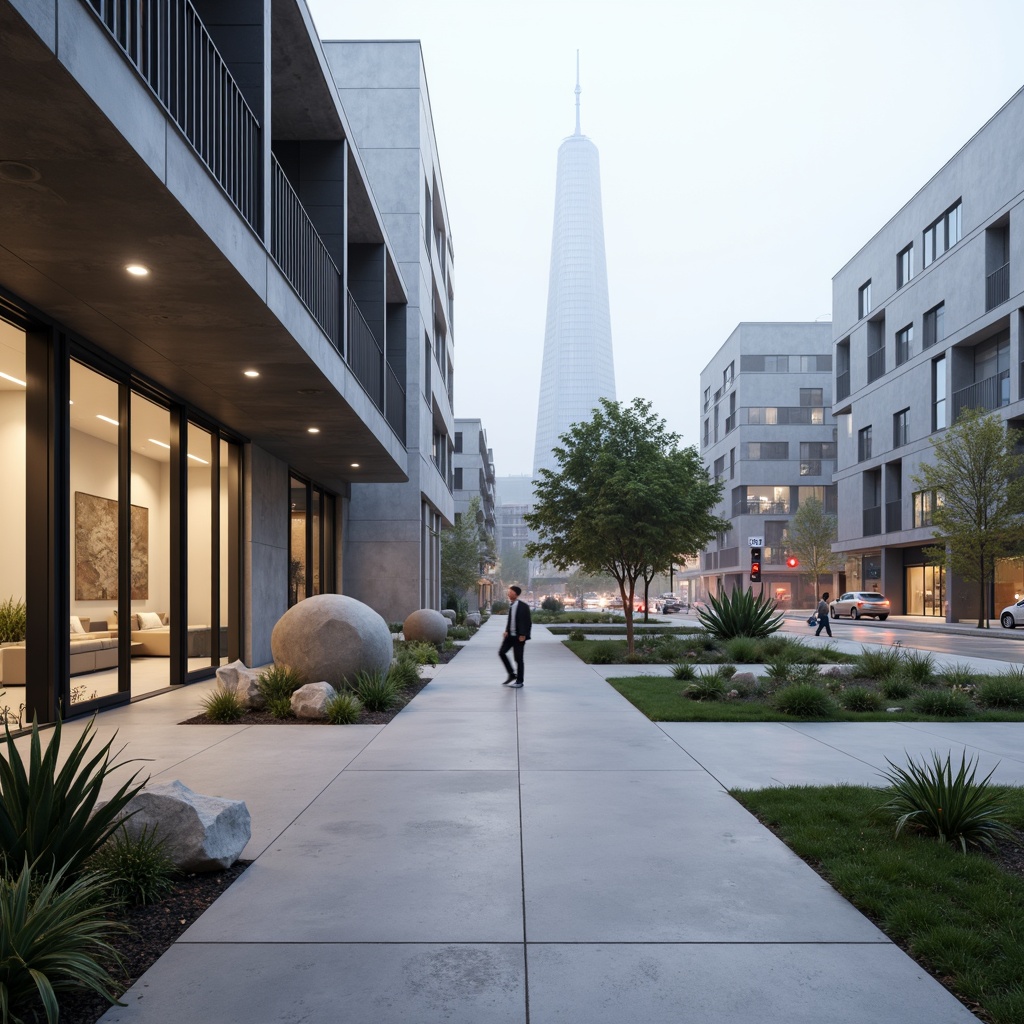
left=499, top=635, right=526, bottom=683
left=815, top=614, right=832, bottom=637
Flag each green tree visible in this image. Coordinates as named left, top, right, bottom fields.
left=498, top=545, right=529, bottom=588
left=912, top=407, right=1024, bottom=628
left=442, top=496, right=489, bottom=602
left=525, top=397, right=729, bottom=652
left=789, top=496, right=844, bottom=595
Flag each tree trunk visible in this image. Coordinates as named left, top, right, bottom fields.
left=620, top=579, right=636, bottom=653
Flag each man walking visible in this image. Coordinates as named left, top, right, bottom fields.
left=815, top=592, right=833, bottom=638
left=499, top=585, right=532, bottom=687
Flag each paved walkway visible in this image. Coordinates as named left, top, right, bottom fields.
left=26, top=620, right=1017, bottom=1021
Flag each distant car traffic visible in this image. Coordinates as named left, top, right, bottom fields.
left=1000, top=598, right=1024, bottom=628
left=829, top=592, right=890, bottom=620
left=658, top=599, right=684, bottom=613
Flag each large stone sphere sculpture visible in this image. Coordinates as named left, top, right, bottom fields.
left=403, top=608, right=449, bottom=644
left=271, top=594, right=392, bottom=688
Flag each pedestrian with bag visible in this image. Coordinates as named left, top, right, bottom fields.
left=814, top=592, right=833, bottom=637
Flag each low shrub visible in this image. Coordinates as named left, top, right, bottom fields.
left=540, top=596, right=564, bottom=613
left=900, top=649, right=935, bottom=686
left=839, top=687, right=884, bottom=713
left=880, top=750, right=1016, bottom=852
left=672, top=662, right=696, bottom=681
left=390, top=652, right=421, bottom=689
left=448, top=625, right=472, bottom=641
left=90, top=824, right=176, bottom=908
left=388, top=621, right=404, bottom=634
left=697, top=587, right=784, bottom=639
left=912, top=689, right=973, bottom=717
left=568, top=629, right=586, bottom=642
left=654, top=637, right=687, bottom=662
left=587, top=645, right=618, bottom=665
left=257, top=665, right=304, bottom=705
left=200, top=686, right=246, bottom=723
left=398, top=640, right=439, bottom=666
left=724, top=636, right=761, bottom=664
left=773, top=683, right=834, bottom=717
left=880, top=675, right=916, bottom=700
left=491, top=600, right=510, bottom=615
left=325, top=691, right=363, bottom=724
left=265, top=695, right=293, bottom=720
left=763, top=655, right=796, bottom=684
left=349, top=670, right=401, bottom=712
left=684, top=675, right=727, bottom=701
left=0, top=595, right=27, bottom=644
left=717, top=663, right=737, bottom=680
left=623, top=651, right=649, bottom=664
left=942, top=663, right=975, bottom=689
left=976, top=675, right=1024, bottom=709
left=854, top=647, right=903, bottom=679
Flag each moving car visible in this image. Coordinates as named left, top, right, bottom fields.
left=657, top=599, right=684, bottom=613
left=1000, top=598, right=1024, bottom=628
left=829, top=592, right=890, bottom=620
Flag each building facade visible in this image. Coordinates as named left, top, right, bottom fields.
left=0, top=0, right=445, bottom=720
left=689, top=323, right=836, bottom=608
left=326, top=41, right=456, bottom=622
left=832, top=84, right=1024, bottom=620
left=532, top=71, right=615, bottom=477
left=453, top=418, right=496, bottom=611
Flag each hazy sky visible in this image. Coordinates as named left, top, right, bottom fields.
left=307, top=0, right=1024, bottom=476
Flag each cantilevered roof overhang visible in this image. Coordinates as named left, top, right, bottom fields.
left=0, top=0, right=408, bottom=492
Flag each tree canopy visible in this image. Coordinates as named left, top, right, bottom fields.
left=441, top=497, right=492, bottom=602
left=789, top=496, right=844, bottom=591
left=911, top=407, right=1024, bottom=627
left=525, top=397, right=729, bottom=650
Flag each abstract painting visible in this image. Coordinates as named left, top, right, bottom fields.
left=74, top=492, right=149, bottom=600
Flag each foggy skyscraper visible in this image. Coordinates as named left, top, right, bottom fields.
left=532, top=62, right=616, bottom=478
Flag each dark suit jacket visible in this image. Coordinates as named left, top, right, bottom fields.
left=507, top=600, right=532, bottom=640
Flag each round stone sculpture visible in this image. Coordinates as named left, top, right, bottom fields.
left=403, top=608, right=449, bottom=644
left=271, top=594, right=392, bottom=688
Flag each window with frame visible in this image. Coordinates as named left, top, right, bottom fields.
left=703, top=418, right=709, bottom=446
left=703, top=386, right=710, bottom=412
left=893, top=408, right=910, bottom=448
left=746, top=442, right=789, bottom=460
left=923, top=200, right=962, bottom=267
left=922, top=303, right=945, bottom=349
left=729, top=448, right=735, bottom=479
left=895, top=324, right=913, bottom=366
left=912, top=489, right=942, bottom=528
left=454, top=467, right=463, bottom=489
left=858, top=425, right=873, bottom=462
left=713, top=455, right=726, bottom=483
left=723, top=361, right=735, bottom=389
left=800, top=354, right=832, bottom=372
left=858, top=280, right=872, bottom=319
left=454, top=432, right=463, bottom=453
left=897, top=244, right=914, bottom=288
left=933, top=354, right=947, bottom=431
left=799, top=387, right=824, bottom=407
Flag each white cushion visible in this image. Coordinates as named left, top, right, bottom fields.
left=70, top=615, right=86, bottom=634
left=139, top=611, right=164, bottom=630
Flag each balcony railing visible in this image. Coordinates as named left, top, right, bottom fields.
left=86, top=0, right=260, bottom=228
left=735, top=500, right=792, bottom=516
left=348, top=291, right=384, bottom=409
left=885, top=499, right=902, bottom=533
left=386, top=364, right=406, bottom=443
left=952, top=369, right=1010, bottom=421
left=724, top=413, right=736, bottom=433
left=987, top=262, right=1010, bottom=310
left=863, top=505, right=882, bottom=536
left=271, top=157, right=341, bottom=348
left=867, top=347, right=885, bottom=383
left=836, top=369, right=850, bottom=403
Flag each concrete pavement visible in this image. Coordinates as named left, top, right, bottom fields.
left=20, top=618, right=1009, bottom=1021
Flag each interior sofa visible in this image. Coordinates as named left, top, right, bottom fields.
left=0, top=616, right=118, bottom=686
left=127, top=612, right=222, bottom=658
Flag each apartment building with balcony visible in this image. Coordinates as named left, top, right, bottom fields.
left=689, top=323, right=835, bottom=608
left=0, top=0, right=433, bottom=721
left=833, top=84, right=1024, bottom=620
left=326, top=41, right=456, bottom=619
left=453, top=418, right=496, bottom=610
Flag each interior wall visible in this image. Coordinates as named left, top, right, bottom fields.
left=187, top=466, right=213, bottom=624
left=0, top=392, right=26, bottom=605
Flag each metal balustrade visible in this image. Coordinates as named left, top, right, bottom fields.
left=85, top=0, right=260, bottom=227
left=952, top=369, right=1010, bottom=421
left=347, top=291, right=383, bottom=408
left=836, top=370, right=850, bottom=402
left=863, top=505, right=882, bottom=536
left=867, top=347, right=885, bottom=383
left=885, top=500, right=902, bottom=533
left=987, top=262, right=1010, bottom=310
left=386, top=365, right=406, bottom=443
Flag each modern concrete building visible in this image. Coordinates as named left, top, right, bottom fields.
left=494, top=475, right=535, bottom=590
left=532, top=66, right=615, bottom=477
left=0, top=0, right=446, bottom=720
left=453, top=417, right=496, bottom=610
left=326, top=41, right=456, bottom=621
left=688, top=323, right=836, bottom=608
left=833, top=84, right=1024, bottom=620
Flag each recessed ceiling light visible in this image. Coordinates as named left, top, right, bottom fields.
left=350, top=462, right=360, bottom=468
left=96, top=414, right=119, bottom=426
left=186, top=453, right=209, bottom=464
left=243, top=369, right=260, bottom=378
left=125, top=264, right=150, bottom=277
left=147, top=438, right=171, bottom=450
left=307, top=427, right=320, bottom=434
left=0, top=371, right=26, bottom=387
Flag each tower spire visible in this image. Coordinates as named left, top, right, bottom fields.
left=574, top=50, right=581, bottom=136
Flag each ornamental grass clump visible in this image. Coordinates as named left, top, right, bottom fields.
left=0, top=596, right=27, bottom=644
left=683, top=675, right=727, bottom=702
left=200, top=685, right=246, bottom=723
left=977, top=675, right=1024, bottom=709
left=89, top=824, right=176, bottom=908
left=389, top=651, right=421, bottom=689
left=839, top=687, right=884, bottom=713
left=325, top=690, right=363, bottom=724
left=0, top=717, right=147, bottom=881
left=912, top=689, right=973, bottom=717
left=880, top=751, right=1016, bottom=852
left=256, top=665, right=304, bottom=720
left=0, top=859, right=125, bottom=1024
left=697, top=587, right=783, bottom=639
left=349, top=670, right=401, bottom=712
left=671, top=661, right=696, bottom=681
left=773, top=683, right=835, bottom=718
left=899, top=649, right=935, bottom=686
left=854, top=647, right=903, bottom=680
left=941, top=662, right=975, bottom=689
left=880, top=674, right=917, bottom=700
left=724, top=635, right=761, bottom=665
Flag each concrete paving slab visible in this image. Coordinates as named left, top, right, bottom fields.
left=100, top=943, right=526, bottom=1024
left=899, top=721, right=1024, bottom=767
left=526, top=943, right=980, bottom=1023
left=348, top=710, right=519, bottom=770
left=506, top=685, right=640, bottom=712
left=518, top=713, right=705, bottom=770
left=182, top=770, right=523, bottom=943
left=519, top=769, right=886, bottom=943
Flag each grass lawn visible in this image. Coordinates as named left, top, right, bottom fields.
left=733, top=784, right=1024, bottom=1024
left=606, top=674, right=1024, bottom=723
left=547, top=625, right=692, bottom=636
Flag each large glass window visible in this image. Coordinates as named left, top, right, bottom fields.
left=289, top=475, right=307, bottom=607
left=933, top=354, right=947, bottom=430
left=897, top=244, right=914, bottom=288
left=906, top=564, right=945, bottom=616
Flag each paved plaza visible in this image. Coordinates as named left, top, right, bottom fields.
left=17, top=618, right=1017, bottom=1021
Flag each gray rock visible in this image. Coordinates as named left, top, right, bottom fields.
left=441, top=609, right=456, bottom=623
left=271, top=594, right=392, bottom=689
left=117, top=780, right=250, bottom=872
left=820, top=663, right=855, bottom=678
left=291, top=681, right=336, bottom=720
left=731, top=672, right=757, bottom=686
left=465, top=613, right=481, bottom=627
left=403, top=608, right=449, bottom=644
left=215, top=659, right=264, bottom=708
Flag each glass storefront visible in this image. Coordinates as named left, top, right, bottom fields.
left=995, top=557, right=1024, bottom=618
left=905, top=564, right=945, bottom=617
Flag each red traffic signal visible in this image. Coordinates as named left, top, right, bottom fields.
left=750, top=546, right=762, bottom=583
left=786, top=556, right=799, bottom=568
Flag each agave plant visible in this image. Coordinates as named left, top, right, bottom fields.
left=696, top=587, right=784, bottom=639
left=0, top=716, right=147, bottom=880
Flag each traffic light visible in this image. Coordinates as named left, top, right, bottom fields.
left=750, top=546, right=762, bottom=583
left=786, top=556, right=799, bottom=568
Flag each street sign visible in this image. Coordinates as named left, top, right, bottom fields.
left=748, top=537, right=763, bottom=547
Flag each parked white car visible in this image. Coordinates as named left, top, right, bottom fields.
left=1000, top=598, right=1024, bottom=628
left=829, top=592, right=890, bottom=620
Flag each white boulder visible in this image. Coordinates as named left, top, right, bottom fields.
left=465, top=613, right=481, bottom=628
left=403, top=608, right=449, bottom=644
left=291, top=681, right=336, bottom=720
left=215, top=660, right=264, bottom=708
left=441, top=609, right=456, bottom=623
